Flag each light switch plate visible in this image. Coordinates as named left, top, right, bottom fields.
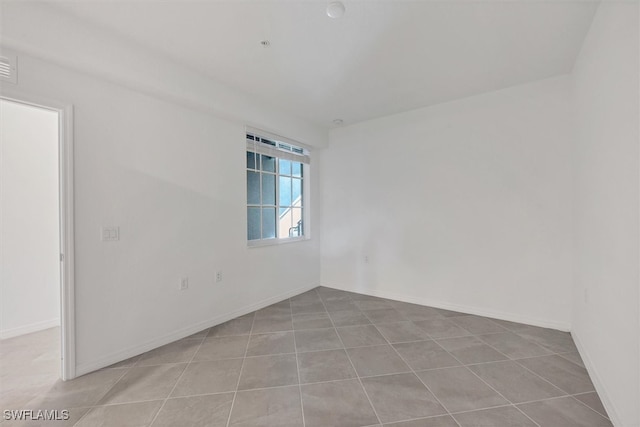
left=101, top=226, right=120, bottom=241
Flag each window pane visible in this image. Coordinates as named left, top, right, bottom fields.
left=290, top=208, right=303, bottom=237
left=262, top=208, right=276, bottom=239
left=292, top=162, right=302, bottom=177
left=279, top=159, right=291, bottom=176
left=247, top=171, right=260, bottom=204
left=278, top=207, right=291, bottom=239
left=262, top=173, right=276, bottom=205
left=246, top=151, right=256, bottom=170
left=279, top=176, right=292, bottom=207
left=292, top=178, right=302, bottom=205
left=247, top=207, right=261, bottom=240
left=262, top=155, right=276, bottom=172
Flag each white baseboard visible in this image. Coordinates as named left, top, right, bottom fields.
left=0, top=318, right=60, bottom=339
left=571, top=332, right=622, bottom=427
left=321, top=283, right=571, bottom=332
left=75, top=282, right=318, bottom=377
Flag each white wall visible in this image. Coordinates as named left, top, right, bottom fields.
left=571, top=2, right=639, bottom=426
left=321, top=76, right=574, bottom=330
left=0, top=2, right=327, bottom=148
left=0, top=99, right=60, bottom=339
left=0, top=52, right=322, bottom=375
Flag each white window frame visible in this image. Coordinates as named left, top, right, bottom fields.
left=245, top=128, right=311, bottom=247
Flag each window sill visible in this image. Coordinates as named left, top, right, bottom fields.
left=247, top=236, right=309, bottom=248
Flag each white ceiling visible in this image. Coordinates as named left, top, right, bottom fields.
left=49, top=1, right=598, bottom=128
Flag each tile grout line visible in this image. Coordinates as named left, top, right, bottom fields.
left=269, top=295, right=599, bottom=424
left=438, top=322, right=602, bottom=422
left=223, top=311, right=257, bottom=427
left=147, top=334, right=208, bottom=427
left=472, top=330, right=553, bottom=359
left=509, top=392, right=613, bottom=424
left=569, top=391, right=611, bottom=420
left=327, top=292, right=567, bottom=426
left=73, top=395, right=200, bottom=409
left=70, top=357, right=135, bottom=426
left=423, top=337, right=542, bottom=427
left=65, top=381, right=586, bottom=413
left=0, top=293, right=527, bottom=425
left=465, top=334, right=585, bottom=369
left=356, top=303, right=472, bottom=426
left=503, top=349, right=609, bottom=422
left=360, top=307, right=411, bottom=325
left=432, top=328, right=543, bottom=427
left=318, top=293, right=384, bottom=427
left=58, top=289, right=602, bottom=427
left=434, top=320, right=605, bottom=424
left=509, top=331, right=580, bottom=359
left=512, top=356, right=592, bottom=396
left=445, top=337, right=545, bottom=427
left=365, top=307, right=593, bottom=427
left=448, top=317, right=513, bottom=335
left=366, top=321, right=462, bottom=427
left=289, top=297, right=307, bottom=427
left=556, top=351, right=587, bottom=368
left=448, top=402, right=530, bottom=418
left=567, top=395, right=613, bottom=421
left=90, top=339, right=579, bottom=367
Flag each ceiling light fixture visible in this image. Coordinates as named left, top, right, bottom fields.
left=260, top=40, right=271, bottom=48
left=332, top=119, right=344, bottom=126
left=326, top=1, right=345, bottom=19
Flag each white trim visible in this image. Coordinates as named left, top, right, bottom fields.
left=59, top=103, right=75, bottom=380
left=0, top=318, right=60, bottom=340
left=0, top=91, right=76, bottom=380
left=246, top=139, right=310, bottom=164
left=75, top=282, right=319, bottom=377
left=247, top=236, right=310, bottom=248
left=246, top=126, right=314, bottom=153
left=321, top=283, right=572, bottom=332
left=303, top=162, right=312, bottom=240
left=572, top=332, right=621, bottom=426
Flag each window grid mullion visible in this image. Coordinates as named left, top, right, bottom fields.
left=275, top=158, right=280, bottom=239
left=289, top=173, right=293, bottom=235
left=259, top=165, right=263, bottom=240
left=247, top=148, right=306, bottom=242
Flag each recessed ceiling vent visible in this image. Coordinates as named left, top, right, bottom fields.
left=0, top=53, right=17, bottom=84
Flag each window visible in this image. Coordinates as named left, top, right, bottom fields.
left=246, top=130, right=310, bottom=243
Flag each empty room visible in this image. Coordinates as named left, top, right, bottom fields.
left=0, top=1, right=638, bottom=426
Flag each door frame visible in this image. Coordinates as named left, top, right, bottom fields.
left=1, top=92, right=76, bottom=380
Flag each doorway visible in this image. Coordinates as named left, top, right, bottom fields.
left=0, top=96, right=75, bottom=381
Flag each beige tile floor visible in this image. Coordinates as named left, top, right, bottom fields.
left=0, top=286, right=612, bottom=426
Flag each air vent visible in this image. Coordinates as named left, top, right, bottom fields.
left=0, top=54, right=17, bottom=84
